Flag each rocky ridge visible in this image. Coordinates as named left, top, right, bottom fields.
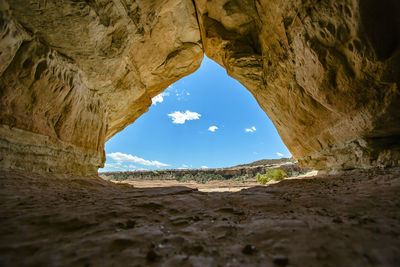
left=100, top=158, right=310, bottom=182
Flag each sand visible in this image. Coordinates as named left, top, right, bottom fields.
left=0, top=168, right=399, bottom=266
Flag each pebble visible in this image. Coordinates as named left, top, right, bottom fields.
left=242, top=244, right=257, bottom=255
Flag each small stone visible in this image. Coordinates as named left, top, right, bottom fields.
left=242, top=244, right=257, bottom=255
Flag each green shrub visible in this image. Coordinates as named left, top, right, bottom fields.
left=256, top=173, right=268, bottom=184
left=266, top=169, right=288, bottom=181
left=256, top=169, right=288, bottom=184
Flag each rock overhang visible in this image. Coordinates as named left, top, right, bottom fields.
left=0, top=0, right=399, bottom=174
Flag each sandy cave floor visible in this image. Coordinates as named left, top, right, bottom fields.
left=0, top=168, right=400, bottom=266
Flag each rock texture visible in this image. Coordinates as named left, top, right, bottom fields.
left=0, top=0, right=399, bottom=174
left=1, top=168, right=399, bottom=265
left=194, top=0, right=400, bottom=170
left=0, top=0, right=203, bottom=174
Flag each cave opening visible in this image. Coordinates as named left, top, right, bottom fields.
left=100, top=56, right=291, bottom=173
left=1, top=1, right=400, bottom=265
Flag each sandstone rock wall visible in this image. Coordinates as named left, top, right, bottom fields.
left=194, top=0, right=400, bottom=169
left=0, top=0, right=203, bottom=174
left=0, top=0, right=399, bottom=174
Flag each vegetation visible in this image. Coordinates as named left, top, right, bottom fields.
left=100, top=164, right=304, bottom=185
left=233, top=175, right=249, bottom=183
left=256, top=169, right=288, bottom=184
left=177, top=173, right=226, bottom=184
left=104, top=169, right=291, bottom=185
left=109, top=172, right=131, bottom=181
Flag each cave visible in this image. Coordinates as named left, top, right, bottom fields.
left=0, top=0, right=399, bottom=265
left=1, top=0, right=399, bottom=175
left=100, top=55, right=291, bottom=172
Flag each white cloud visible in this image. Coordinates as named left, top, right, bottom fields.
left=103, top=163, right=123, bottom=170
left=201, top=166, right=208, bottom=169
left=168, top=110, right=201, bottom=124
left=245, top=126, right=257, bottom=133
left=276, top=152, right=284, bottom=157
left=208, top=126, right=218, bottom=132
left=152, top=92, right=169, bottom=105
left=107, top=152, right=168, bottom=167
left=100, top=163, right=136, bottom=172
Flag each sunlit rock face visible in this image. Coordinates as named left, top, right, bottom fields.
left=194, top=0, right=400, bottom=170
left=0, top=0, right=203, bottom=174
left=0, top=0, right=399, bottom=174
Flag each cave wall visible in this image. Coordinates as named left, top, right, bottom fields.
left=0, top=0, right=399, bottom=174
left=194, top=0, right=400, bottom=169
left=0, top=0, right=203, bottom=174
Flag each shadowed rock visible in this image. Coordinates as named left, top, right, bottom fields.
left=0, top=168, right=399, bottom=265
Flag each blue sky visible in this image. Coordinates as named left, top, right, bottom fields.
left=100, top=56, right=291, bottom=172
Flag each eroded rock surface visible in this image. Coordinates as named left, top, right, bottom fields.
left=0, top=169, right=399, bottom=265
left=0, top=0, right=399, bottom=174
left=194, top=0, right=400, bottom=169
left=0, top=0, right=203, bottom=174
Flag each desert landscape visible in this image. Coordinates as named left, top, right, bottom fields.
left=100, top=158, right=311, bottom=192
left=1, top=0, right=399, bottom=266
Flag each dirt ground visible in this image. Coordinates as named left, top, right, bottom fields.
left=112, top=171, right=319, bottom=192
left=0, top=168, right=399, bottom=266
left=113, top=178, right=259, bottom=192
